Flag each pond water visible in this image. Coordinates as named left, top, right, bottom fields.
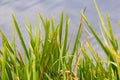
left=0, top=0, right=120, bottom=58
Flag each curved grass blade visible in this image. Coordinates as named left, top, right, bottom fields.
left=81, top=12, right=111, bottom=59
left=81, top=5, right=119, bottom=79
left=12, top=14, right=30, bottom=61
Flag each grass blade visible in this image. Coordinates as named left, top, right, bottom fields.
left=62, top=15, right=70, bottom=59
left=59, top=11, right=64, bottom=45
left=12, top=14, right=30, bottom=61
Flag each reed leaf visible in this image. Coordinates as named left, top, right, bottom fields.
left=59, top=11, right=64, bottom=45
left=12, top=14, right=30, bottom=61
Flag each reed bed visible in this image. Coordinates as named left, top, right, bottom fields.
left=0, top=0, right=120, bottom=80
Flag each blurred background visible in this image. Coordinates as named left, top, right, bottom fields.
left=0, top=0, right=120, bottom=58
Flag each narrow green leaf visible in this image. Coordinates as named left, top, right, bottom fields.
left=83, top=30, right=102, bottom=64
left=12, top=14, right=30, bottom=61
left=94, top=0, right=110, bottom=39
left=106, top=14, right=118, bottom=51
left=62, top=15, right=70, bottom=57
left=6, top=64, right=13, bottom=80
left=81, top=12, right=109, bottom=57
left=52, top=16, right=55, bottom=33
left=59, top=11, right=64, bottom=45
left=44, top=73, right=53, bottom=80
left=2, top=42, right=7, bottom=80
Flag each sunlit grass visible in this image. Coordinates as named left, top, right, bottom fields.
left=0, top=0, right=120, bottom=80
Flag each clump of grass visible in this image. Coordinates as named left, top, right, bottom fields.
left=0, top=0, right=120, bottom=80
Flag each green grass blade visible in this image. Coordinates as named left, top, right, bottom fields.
left=0, top=50, right=3, bottom=55
left=0, top=30, right=21, bottom=65
left=2, top=42, right=7, bottom=80
left=107, top=46, right=120, bottom=64
left=6, top=64, right=13, bottom=80
left=82, top=9, right=118, bottom=79
left=81, top=12, right=110, bottom=58
left=39, top=14, right=46, bottom=28
left=62, top=15, right=70, bottom=58
left=106, top=13, right=114, bottom=40
left=69, top=12, right=84, bottom=67
left=17, top=49, right=25, bottom=65
left=83, top=30, right=102, bottom=64
left=52, top=16, right=55, bottom=33
left=0, top=30, right=14, bottom=54
left=44, top=73, right=53, bottom=80
left=94, top=0, right=110, bottom=39
left=12, top=14, right=30, bottom=61
left=80, top=46, right=94, bottom=67
left=106, top=13, right=118, bottom=51
left=59, top=11, right=64, bottom=45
